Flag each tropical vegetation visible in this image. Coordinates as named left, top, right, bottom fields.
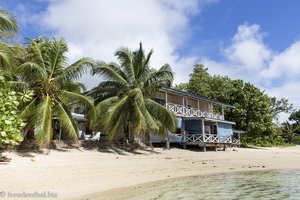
left=18, top=37, right=96, bottom=146
left=176, top=64, right=295, bottom=146
left=0, top=7, right=299, bottom=149
left=0, top=75, right=32, bottom=147
left=91, top=43, right=176, bottom=142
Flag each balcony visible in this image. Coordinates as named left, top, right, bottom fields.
left=166, top=103, right=224, bottom=120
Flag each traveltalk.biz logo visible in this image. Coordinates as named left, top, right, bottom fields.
left=0, top=191, right=58, bottom=198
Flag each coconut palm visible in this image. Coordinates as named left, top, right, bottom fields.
left=92, top=43, right=176, bottom=142
left=0, top=9, right=18, bottom=75
left=0, top=9, right=18, bottom=38
left=18, top=37, right=96, bottom=145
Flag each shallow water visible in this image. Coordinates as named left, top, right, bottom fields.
left=99, top=170, right=300, bottom=200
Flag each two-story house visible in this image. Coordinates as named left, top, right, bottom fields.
left=151, top=87, right=240, bottom=151
left=70, top=87, right=240, bottom=150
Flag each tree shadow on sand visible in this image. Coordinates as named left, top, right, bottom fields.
left=81, top=140, right=161, bottom=155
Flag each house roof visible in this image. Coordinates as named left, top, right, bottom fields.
left=160, top=87, right=235, bottom=108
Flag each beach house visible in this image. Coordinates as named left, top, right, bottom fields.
left=71, top=87, right=240, bottom=149
left=151, top=88, right=240, bottom=151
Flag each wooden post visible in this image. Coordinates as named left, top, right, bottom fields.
left=221, top=106, right=224, bottom=119
left=201, top=119, right=206, bottom=152
left=238, top=132, right=241, bottom=147
left=197, top=100, right=200, bottom=110
left=183, top=130, right=187, bottom=149
left=201, top=119, right=205, bottom=141
left=166, top=138, right=170, bottom=149
left=166, top=128, right=170, bottom=149
left=215, top=144, right=217, bottom=152
left=182, top=96, right=185, bottom=116
left=59, top=123, right=62, bottom=141
left=165, top=91, right=168, bottom=105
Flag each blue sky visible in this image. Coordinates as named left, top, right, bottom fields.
left=1, top=0, right=300, bottom=119
left=4, top=0, right=300, bottom=60
left=182, top=0, right=300, bottom=58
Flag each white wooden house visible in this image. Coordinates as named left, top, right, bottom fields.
left=151, top=88, right=240, bottom=151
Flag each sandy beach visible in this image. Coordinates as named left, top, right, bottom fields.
left=1, top=146, right=300, bottom=200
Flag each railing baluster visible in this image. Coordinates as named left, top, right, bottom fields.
left=166, top=103, right=226, bottom=121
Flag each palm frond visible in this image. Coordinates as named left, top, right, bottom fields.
left=114, top=47, right=135, bottom=82
left=93, top=62, right=128, bottom=86
left=0, top=9, right=18, bottom=37
left=55, top=101, right=78, bottom=138
left=61, top=81, right=87, bottom=93
left=102, top=96, right=129, bottom=136
left=57, top=57, right=95, bottom=81
left=17, top=62, right=47, bottom=79
left=0, top=42, right=13, bottom=70
left=6, top=80, right=29, bottom=90
left=61, top=90, right=97, bottom=124
left=49, top=38, right=68, bottom=79
left=26, top=39, right=47, bottom=71
left=32, top=95, right=53, bottom=145
left=145, top=99, right=176, bottom=131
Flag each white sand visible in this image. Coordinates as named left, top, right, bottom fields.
left=1, top=146, right=300, bottom=200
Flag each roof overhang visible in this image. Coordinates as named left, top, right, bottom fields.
left=159, top=87, right=235, bottom=108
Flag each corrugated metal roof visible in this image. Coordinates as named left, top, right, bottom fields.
left=160, top=87, right=235, bottom=108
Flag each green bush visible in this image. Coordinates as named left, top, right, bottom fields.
left=241, top=134, right=288, bottom=147
left=0, top=76, right=32, bottom=148
left=292, top=135, right=300, bottom=145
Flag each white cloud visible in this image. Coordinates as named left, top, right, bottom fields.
left=224, top=24, right=272, bottom=70
left=202, top=24, right=274, bottom=84
left=19, top=1, right=300, bottom=122
left=38, top=0, right=215, bottom=88
left=200, top=23, right=300, bottom=122
left=262, top=41, right=300, bottom=80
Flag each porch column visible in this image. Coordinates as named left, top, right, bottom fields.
left=182, top=96, right=185, bottom=116
left=216, top=122, right=220, bottom=142
left=183, top=130, right=187, bottom=149
left=197, top=100, right=200, bottom=117
left=201, top=119, right=206, bottom=152
left=221, top=106, right=224, bottom=119
left=165, top=91, right=168, bottom=108
left=182, top=118, right=186, bottom=149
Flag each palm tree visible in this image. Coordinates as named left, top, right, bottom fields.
left=0, top=9, right=18, bottom=76
left=92, top=43, right=176, bottom=143
left=281, top=121, right=300, bottom=144
left=18, top=37, right=96, bottom=145
left=0, top=9, right=18, bottom=38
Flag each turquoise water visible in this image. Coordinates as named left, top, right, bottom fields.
left=101, top=170, right=300, bottom=200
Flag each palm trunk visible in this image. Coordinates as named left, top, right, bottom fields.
left=128, top=123, right=134, bottom=143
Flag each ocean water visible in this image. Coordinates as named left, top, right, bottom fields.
left=99, top=170, right=300, bottom=200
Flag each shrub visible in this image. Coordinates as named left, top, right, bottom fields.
left=0, top=76, right=32, bottom=148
